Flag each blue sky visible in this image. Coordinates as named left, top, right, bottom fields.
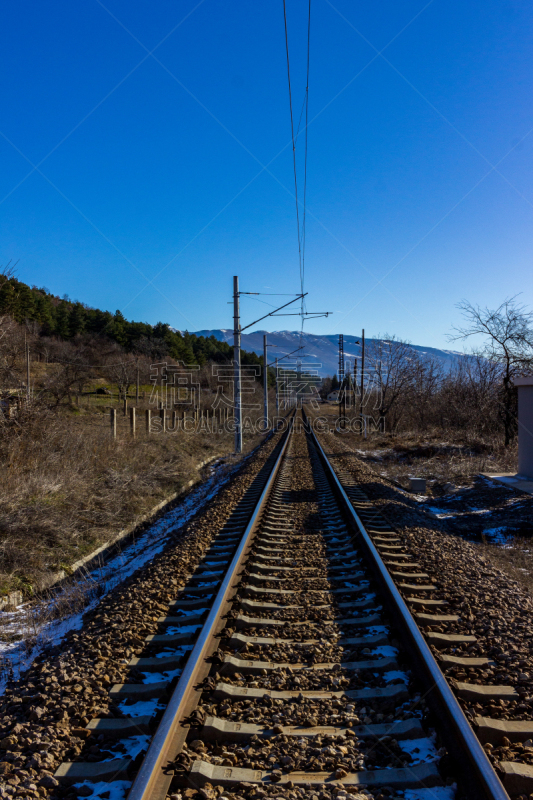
left=2, top=0, right=533, bottom=350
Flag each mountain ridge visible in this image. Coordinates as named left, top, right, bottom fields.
left=191, top=329, right=466, bottom=377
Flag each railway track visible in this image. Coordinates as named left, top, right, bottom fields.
left=53, top=412, right=511, bottom=800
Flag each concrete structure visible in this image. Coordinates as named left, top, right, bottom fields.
left=409, top=477, right=426, bottom=494
left=483, top=375, right=533, bottom=495
left=516, top=376, right=533, bottom=480
left=326, top=390, right=356, bottom=404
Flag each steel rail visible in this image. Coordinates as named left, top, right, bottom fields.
left=305, top=414, right=509, bottom=800
left=127, top=415, right=295, bottom=800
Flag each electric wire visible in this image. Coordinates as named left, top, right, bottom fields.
left=282, top=0, right=303, bottom=289
left=282, top=0, right=311, bottom=356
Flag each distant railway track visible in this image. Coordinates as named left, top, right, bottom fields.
left=54, top=411, right=513, bottom=800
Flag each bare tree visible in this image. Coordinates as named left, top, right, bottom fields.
left=103, top=346, right=138, bottom=400
left=451, top=297, right=533, bottom=445
left=40, top=341, right=93, bottom=406
left=408, top=354, right=444, bottom=430
left=366, top=336, right=417, bottom=432
left=0, top=315, right=27, bottom=391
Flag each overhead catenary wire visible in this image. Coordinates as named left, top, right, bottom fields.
left=282, top=0, right=311, bottom=352
left=301, top=0, right=311, bottom=314
left=282, top=0, right=302, bottom=289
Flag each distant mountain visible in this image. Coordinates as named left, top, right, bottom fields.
left=192, top=329, right=466, bottom=377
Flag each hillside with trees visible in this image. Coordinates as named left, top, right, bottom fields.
left=0, top=273, right=267, bottom=368
left=0, top=269, right=275, bottom=597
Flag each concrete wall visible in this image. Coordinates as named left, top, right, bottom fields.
left=516, top=378, right=533, bottom=479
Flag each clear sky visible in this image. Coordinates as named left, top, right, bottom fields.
left=2, top=0, right=532, bottom=350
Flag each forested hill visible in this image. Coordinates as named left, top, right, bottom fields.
left=0, top=276, right=262, bottom=367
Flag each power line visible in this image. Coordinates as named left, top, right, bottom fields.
left=302, top=0, right=311, bottom=316
left=282, top=0, right=302, bottom=291
left=282, top=0, right=312, bottom=352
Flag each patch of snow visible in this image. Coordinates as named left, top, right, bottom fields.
left=105, top=735, right=151, bottom=760
left=425, top=506, right=456, bottom=519
left=368, top=626, right=389, bottom=635
left=370, top=645, right=398, bottom=657
left=73, top=782, right=131, bottom=800
left=140, top=668, right=182, bottom=684
left=170, top=608, right=208, bottom=618
left=403, top=787, right=455, bottom=800
left=164, top=624, right=201, bottom=635
left=118, top=698, right=164, bottom=717
left=382, top=670, right=409, bottom=684
left=399, top=737, right=438, bottom=763
left=341, top=576, right=365, bottom=587
left=155, top=646, right=190, bottom=659
left=483, top=526, right=512, bottom=545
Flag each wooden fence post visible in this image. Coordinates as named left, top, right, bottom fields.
left=146, top=408, right=151, bottom=434
left=110, top=408, right=117, bottom=439
left=130, top=407, right=136, bottom=437
left=123, top=396, right=128, bottom=416
left=160, top=407, right=166, bottom=433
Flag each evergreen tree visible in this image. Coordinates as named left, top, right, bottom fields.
left=69, top=303, right=87, bottom=337
left=110, top=310, right=128, bottom=346
left=55, top=303, right=70, bottom=339
left=0, top=279, right=16, bottom=316
left=13, top=283, right=36, bottom=323
left=35, top=294, right=55, bottom=335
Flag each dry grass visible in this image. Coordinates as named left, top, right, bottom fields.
left=480, top=539, right=533, bottom=598
left=313, top=404, right=518, bottom=494
left=0, top=403, right=266, bottom=597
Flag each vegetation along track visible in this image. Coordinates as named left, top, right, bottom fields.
left=51, top=412, right=513, bottom=800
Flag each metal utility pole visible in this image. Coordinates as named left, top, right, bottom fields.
left=110, top=408, right=117, bottom=439
left=263, top=334, right=268, bottom=429
left=353, top=358, right=358, bottom=419
left=233, top=276, right=242, bottom=454
left=275, top=357, right=279, bottom=415
left=338, top=334, right=345, bottom=427
left=359, top=328, right=365, bottom=432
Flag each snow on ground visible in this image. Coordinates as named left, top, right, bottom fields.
left=164, top=624, right=201, bottom=635
left=171, top=607, right=208, bottom=618
left=403, top=788, right=455, bottom=800
left=104, top=735, right=151, bottom=760
left=140, top=668, right=182, bottom=684
left=0, top=445, right=264, bottom=695
left=425, top=506, right=456, bottom=519
left=371, top=645, right=398, bottom=658
left=117, top=698, right=164, bottom=717
left=73, top=781, right=131, bottom=800
left=399, top=737, right=439, bottom=763
left=483, top=526, right=513, bottom=545
left=382, top=670, right=409, bottom=684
